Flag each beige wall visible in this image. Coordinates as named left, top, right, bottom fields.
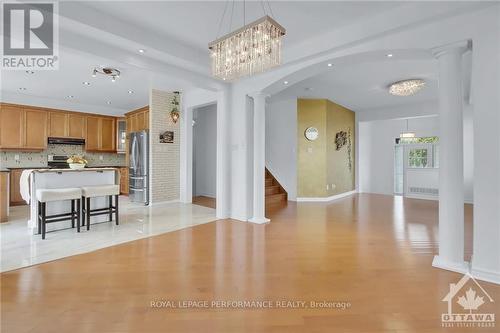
left=297, top=99, right=355, bottom=198
left=150, top=90, right=180, bottom=203
left=326, top=100, right=355, bottom=195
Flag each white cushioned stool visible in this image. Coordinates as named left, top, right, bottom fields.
left=81, top=185, right=120, bottom=230
left=36, top=188, right=82, bottom=239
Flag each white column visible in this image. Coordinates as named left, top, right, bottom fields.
left=248, top=92, right=270, bottom=224
left=432, top=41, right=469, bottom=273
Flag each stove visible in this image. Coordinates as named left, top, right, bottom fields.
left=47, top=155, right=70, bottom=169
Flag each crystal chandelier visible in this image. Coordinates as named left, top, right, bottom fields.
left=389, top=79, right=426, bottom=96
left=209, top=2, right=285, bottom=81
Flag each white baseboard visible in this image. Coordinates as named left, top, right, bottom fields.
left=432, top=255, right=469, bottom=274
left=471, top=265, right=500, bottom=285
left=248, top=217, right=271, bottom=224
left=296, top=190, right=356, bottom=202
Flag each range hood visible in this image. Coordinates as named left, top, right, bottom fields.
left=48, top=137, right=85, bottom=145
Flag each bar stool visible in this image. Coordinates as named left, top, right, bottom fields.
left=81, top=185, right=120, bottom=230
left=36, top=188, right=82, bottom=239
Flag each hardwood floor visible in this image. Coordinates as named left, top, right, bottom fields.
left=1, top=194, right=498, bottom=333
left=192, top=195, right=216, bottom=209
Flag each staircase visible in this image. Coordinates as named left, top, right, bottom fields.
left=265, top=168, right=288, bottom=205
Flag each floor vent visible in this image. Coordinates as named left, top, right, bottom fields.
left=409, top=187, right=439, bottom=195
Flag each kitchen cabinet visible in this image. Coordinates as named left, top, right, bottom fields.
left=49, top=112, right=67, bottom=137
left=116, top=119, right=127, bottom=153
left=125, top=106, right=149, bottom=134
left=100, top=118, right=115, bottom=151
left=85, top=116, right=116, bottom=152
left=119, top=167, right=129, bottom=195
left=68, top=114, right=85, bottom=138
left=0, top=105, right=23, bottom=149
left=0, top=105, right=47, bottom=150
left=48, top=112, right=86, bottom=139
left=86, top=116, right=100, bottom=151
left=9, top=169, right=25, bottom=206
left=24, top=109, right=48, bottom=149
left=0, top=171, right=8, bottom=222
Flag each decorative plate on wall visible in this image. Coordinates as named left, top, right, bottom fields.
left=304, top=127, right=319, bottom=141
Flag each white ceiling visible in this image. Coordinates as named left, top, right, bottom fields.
left=0, top=48, right=199, bottom=115
left=0, top=1, right=474, bottom=115
left=272, top=57, right=439, bottom=111
left=82, top=1, right=400, bottom=52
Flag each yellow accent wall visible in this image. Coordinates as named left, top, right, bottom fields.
left=297, top=99, right=355, bottom=198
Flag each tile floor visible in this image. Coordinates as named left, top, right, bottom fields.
left=0, top=196, right=216, bottom=272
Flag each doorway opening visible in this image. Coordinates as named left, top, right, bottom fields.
left=192, top=103, right=217, bottom=209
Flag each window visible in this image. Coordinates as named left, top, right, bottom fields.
left=395, top=137, right=439, bottom=169
left=408, top=148, right=429, bottom=168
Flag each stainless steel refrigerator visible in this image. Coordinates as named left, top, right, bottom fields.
left=129, top=130, right=149, bottom=205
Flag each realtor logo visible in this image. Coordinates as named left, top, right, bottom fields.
left=441, top=273, right=495, bottom=328
left=2, top=2, right=58, bottom=69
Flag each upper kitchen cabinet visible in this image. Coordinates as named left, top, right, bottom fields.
left=24, top=108, right=48, bottom=149
left=48, top=111, right=67, bottom=137
left=0, top=104, right=47, bottom=150
left=68, top=114, right=86, bottom=138
left=85, top=116, right=116, bottom=152
left=116, top=118, right=127, bottom=153
left=0, top=104, right=23, bottom=149
left=125, top=106, right=149, bottom=133
left=48, top=112, right=86, bottom=139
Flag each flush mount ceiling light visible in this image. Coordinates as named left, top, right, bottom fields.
left=327, top=63, right=333, bottom=67
left=66, top=95, right=74, bottom=99
left=92, top=66, right=120, bottom=82
left=82, top=81, right=90, bottom=86
left=386, top=53, right=393, bottom=58
left=400, top=119, right=416, bottom=138
left=128, top=90, right=134, bottom=94
left=25, top=70, right=35, bottom=74
left=138, top=49, right=145, bottom=53
left=19, top=87, right=27, bottom=91
left=209, top=1, right=285, bottom=81
left=389, top=79, right=425, bottom=96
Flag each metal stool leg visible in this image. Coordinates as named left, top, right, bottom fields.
left=71, top=199, right=75, bottom=228
left=108, top=195, right=113, bottom=222
left=81, top=196, right=85, bottom=226
left=37, top=201, right=42, bottom=234
left=76, top=198, right=81, bottom=232
left=115, top=195, right=119, bottom=225
left=86, top=197, right=91, bottom=230
left=41, top=202, right=46, bottom=240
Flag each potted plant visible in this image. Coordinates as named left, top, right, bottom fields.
left=67, top=155, right=88, bottom=169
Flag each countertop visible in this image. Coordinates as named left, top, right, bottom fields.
left=33, top=167, right=119, bottom=173
left=0, top=169, right=9, bottom=173
left=5, top=166, right=126, bottom=170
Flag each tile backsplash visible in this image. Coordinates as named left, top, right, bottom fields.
left=0, top=144, right=126, bottom=168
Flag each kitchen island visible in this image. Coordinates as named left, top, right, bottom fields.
left=28, top=168, right=119, bottom=234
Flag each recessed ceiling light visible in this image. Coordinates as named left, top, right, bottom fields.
left=107, top=101, right=112, bottom=105
left=66, top=95, right=74, bottom=98
left=19, top=87, right=27, bottom=91
left=82, top=81, right=90, bottom=86
left=283, top=81, right=289, bottom=85
left=138, top=49, right=145, bottom=53
left=25, top=70, right=35, bottom=74
left=128, top=90, right=134, bottom=94
left=386, top=53, right=393, bottom=58
left=327, top=63, right=333, bottom=67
